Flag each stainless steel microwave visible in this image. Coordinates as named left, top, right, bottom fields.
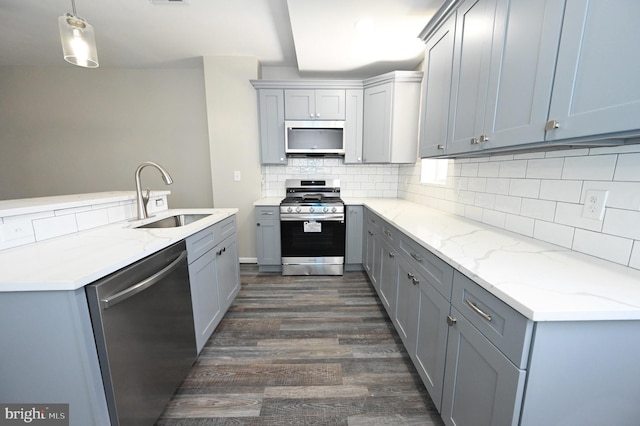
left=285, top=120, right=345, bottom=156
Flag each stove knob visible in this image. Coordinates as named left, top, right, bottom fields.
left=309, top=207, right=315, bottom=213
left=331, top=207, right=337, bottom=213
left=295, top=207, right=301, bottom=213
left=323, top=207, right=329, bottom=213
left=287, top=207, right=293, bottom=213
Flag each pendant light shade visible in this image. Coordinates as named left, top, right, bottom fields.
left=58, top=1, right=98, bottom=68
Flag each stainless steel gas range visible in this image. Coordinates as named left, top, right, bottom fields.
left=279, top=179, right=345, bottom=275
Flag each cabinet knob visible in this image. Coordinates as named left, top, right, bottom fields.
left=389, top=252, right=395, bottom=258
left=437, top=144, right=444, bottom=150
left=479, top=135, right=489, bottom=143
left=447, top=315, right=457, bottom=326
left=407, top=272, right=415, bottom=280
left=470, top=137, right=479, bottom=145
left=545, top=120, right=560, bottom=131
left=411, top=277, right=419, bottom=286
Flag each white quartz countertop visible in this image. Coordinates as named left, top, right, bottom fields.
left=360, top=199, right=640, bottom=322
left=0, top=208, right=237, bottom=292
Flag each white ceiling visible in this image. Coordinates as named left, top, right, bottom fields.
left=0, top=0, right=443, bottom=77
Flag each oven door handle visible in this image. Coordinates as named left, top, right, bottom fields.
left=280, top=214, right=345, bottom=221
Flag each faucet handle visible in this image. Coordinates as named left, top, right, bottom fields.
left=143, top=187, right=151, bottom=203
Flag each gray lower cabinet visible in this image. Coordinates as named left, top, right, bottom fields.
left=442, top=306, right=526, bottom=426
left=363, top=211, right=382, bottom=290
left=363, top=208, right=640, bottom=425
left=186, top=215, right=240, bottom=354
left=345, top=205, right=363, bottom=269
left=255, top=206, right=281, bottom=272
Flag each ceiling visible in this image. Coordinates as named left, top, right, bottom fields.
left=0, top=0, right=443, bottom=77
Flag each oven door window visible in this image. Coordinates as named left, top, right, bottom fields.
left=281, top=220, right=345, bottom=257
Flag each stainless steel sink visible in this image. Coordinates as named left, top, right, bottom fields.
left=135, top=214, right=211, bottom=229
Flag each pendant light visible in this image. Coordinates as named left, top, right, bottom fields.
left=58, top=0, right=99, bottom=68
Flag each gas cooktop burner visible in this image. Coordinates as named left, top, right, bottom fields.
left=280, top=179, right=343, bottom=215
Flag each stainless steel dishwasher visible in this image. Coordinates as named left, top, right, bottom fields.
left=86, top=241, right=196, bottom=426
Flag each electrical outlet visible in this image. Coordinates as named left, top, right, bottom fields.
left=582, top=189, right=608, bottom=220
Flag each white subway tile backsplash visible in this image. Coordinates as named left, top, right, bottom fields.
left=33, top=215, right=78, bottom=241
left=581, top=181, right=640, bottom=210
left=509, top=179, right=540, bottom=198
left=76, top=209, right=110, bottom=231
left=629, top=242, right=640, bottom=270
left=562, top=154, right=617, bottom=181
left=525, top=157, right=564, bottom=179
left=460, top=163, right=479, bottom=177
left=499, top=160, right=527, bottom=178
left=494, top=195, right=522, bottom=214
left=614, top=153, right=640, bottom=181
left=505, top=214, right=535, bottom=237
left=478, top=162, right=500, bottom=177
left=482, top=209, right=506, bottom=228
left=486, top=178, right=510, bottom=195
left=539, top=180, right=582, bottom=203
left=603, top=208, right=640, bottom=240
left=520, top=198, right=556, bottom=221
left=533, top=220, right=574, bottom=248
left=573, top=229, right=632, bottom=265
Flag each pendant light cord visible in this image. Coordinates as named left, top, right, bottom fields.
left=70, top=0, right=77, bottom=15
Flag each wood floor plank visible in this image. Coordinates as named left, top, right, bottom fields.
left=156, top=266, right=444, bottom=426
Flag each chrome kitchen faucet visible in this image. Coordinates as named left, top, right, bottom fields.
left=134, top=161, right=173, bottom=220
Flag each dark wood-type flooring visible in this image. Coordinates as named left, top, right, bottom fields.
left=156, top=265, right=444, bottom=425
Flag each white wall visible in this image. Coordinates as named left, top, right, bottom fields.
left=399, top=146, right=640, bottom=271
left=0, top=66, right=213, bottom=209
left=202, top=57, right=262, bottom=261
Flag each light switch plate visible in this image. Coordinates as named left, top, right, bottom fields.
left=233, top=171, right=241, bottom=182
left=582, top=189, right=608, bottom=220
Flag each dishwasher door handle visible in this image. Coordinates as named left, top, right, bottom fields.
left=101, top=250, right=188, bottom=309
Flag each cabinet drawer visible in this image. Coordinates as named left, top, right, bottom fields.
left=399, top=234, right=453, bottom=299
left=380, top=222, right=399, bottom=248
left=452, top=271, right=533, bottom=369
left=366, top=211, right=382, bottom=231
left=215, top=215, right=236, bottom=242
left=186, top=225, right=215, bottom=264
left=255, top=206, right=279, bottom=221
left=186, top=215, right=237, bottom=264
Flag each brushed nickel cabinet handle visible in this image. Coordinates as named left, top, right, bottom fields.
left=410, top=252, right=423, bottom=262
left=465, top=299, right=492, bottom=322
left=470, top=137, right=479, bottom=145
left=437, top=144, right=444, bottom=150
left=479, top=135, right=489, bottom=143
left=545, top=120, right=560, bottom=131
left=447, top=315, right=457, bottom=326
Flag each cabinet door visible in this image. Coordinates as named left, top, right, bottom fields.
left=394, top=257, right=421, bottom=354
left=482, top=0, right=564, bottom=149
left=442, top=308, right=526, bottom=426
left=217, top=236, right=240, bottom=309
left=363, top=83, right=393, bottom=163
left=258, top=89, right=286, bottom=164
left=189, top=248, right=221, bottom=353
left=447, top=0, right=497, bottom=155
left=344, top=89, right=364, bottom=163
left=284, top=89, right=315, bottom=119
left=345, top=206, right=363, bottom=265
left=546, top=0, right=640, bottom=141
left=378, top=239, right=397, bottom=316
left=419, top=15, right=456, bottom=158
left=315, top=89, right=346, bottom=120
left=414, top=277, right=450, bottom=411
left=363, top=225, right=380, bottom=289
left=255, top=208, right=281, bottom=266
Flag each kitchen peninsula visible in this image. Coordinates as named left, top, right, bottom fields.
left=0, top=192, right=239, bottom=425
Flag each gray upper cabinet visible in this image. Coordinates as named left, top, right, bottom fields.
left=546, top=0, right=640, bottom=142
left=447, top=0, right=563, bottom=155
left=362, top=71, right=423, bottom=163
left=419, top=15, right=456, bottom=158
left=257, top=89, right=286, bottom=164
left=284, top=89, right=346, bottom=120
left=344, top=89, right=364, bottom=163
left=446, top=0, right=496, bottom=155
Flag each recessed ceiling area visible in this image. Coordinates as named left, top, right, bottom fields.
left=0, top=0, right=443, bottom=77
